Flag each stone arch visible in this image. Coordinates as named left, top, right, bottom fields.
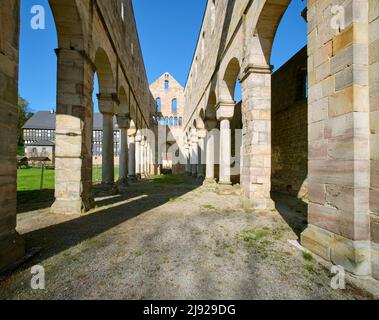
left=118, top=85, right=129, bottom=115
left=218, top=57, right=241, bottom=102
left=94, top=47, right=116, bottom=94
left=245, top=0, right=291, bottom=66
left=205, top=90, right=217, bottom=121
left=49, top=0, right=85, bottom=50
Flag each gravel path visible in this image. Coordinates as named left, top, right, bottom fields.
left=0, top=176, right=373, bottom=300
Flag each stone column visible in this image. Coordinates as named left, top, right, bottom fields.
left=117, top=114, right=129, bottom=184
left=241, top=66, right=273, bottom=208
left=127, top=129, right=136, bottom=180
left=98, top=94, right=117, bottom=186
left=205, top=121, right=218, bottom=183
left=185, top=144, right=190, bottom=174
left=52, top=48, right=95, bottom=215
left=191, top=129, right=198, bottom=177
left=140, top=137, right=146, bottom=179
left=0, top=0, right=25, bottom=271
left=217, top=102, right=234, bottom=185
left=135, top=130, right=142, bottom=179
left=300, top=0, right=372, bottom=277
left=197, top=129, right=206, bottom=179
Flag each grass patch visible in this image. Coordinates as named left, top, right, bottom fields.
left=302, top=251, right=313, bottom=261
left=201, top=204, right=217, bottom=211
left=304, top=264, right=319, bottom=275
left=239, top=228, right=269, bottom=244
left=151, top=175, right=186, bottom=185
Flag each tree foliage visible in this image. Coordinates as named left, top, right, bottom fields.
left=17, top=96, right=33, bottom=153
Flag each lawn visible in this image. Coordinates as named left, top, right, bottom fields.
left=17, top=166, right=120, bottom=191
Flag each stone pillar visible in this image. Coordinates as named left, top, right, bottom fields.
left=140, top=137, right=146, bottom=179
left=204, top=121, right=218, bottom=183
left=98, top=94, right=117, bottom=186
left=117, top=114, right=129, bottom=184
left=241, top=66, right=273, bottom=208
left=52, top=48, right=95, bottom=215
left=191, top=129, right=198, bottom=177
left=0, top=0, right=25, bottom=271
left=300, top=0, right=372, bottom=277
left=185, top=144, right=191, bottom=174
left=135, top=130, right=142, bottom=179
left=127, top=129, right=136, bottom=180
left=197, top=129, right=206, bottom=179
left=216, top=102, right=234, bottom=185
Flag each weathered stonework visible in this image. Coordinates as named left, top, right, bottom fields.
left=272, top=47, right=308, bottom=198
left=0, top=0, right=155, bottom=271
left=183, top=0, right=379, bottom=280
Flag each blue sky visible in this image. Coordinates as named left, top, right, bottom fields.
left=19, top=0, right=306, bottom=112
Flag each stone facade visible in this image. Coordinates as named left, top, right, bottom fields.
left=182, top=0, right=379, bottom=281
left=150, top=72, right=186, bottom=174
left=272, top=47, right=308, bottom=197
left=0, top=0, right=155, bottom=272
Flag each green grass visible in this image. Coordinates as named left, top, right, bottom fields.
left=302, top=251, right=313, bottom=261
left=151, top=175, right=186, bottom=185
left=17, top=166, right=120, bottom=191
left=17, top=167, right=55, bottom=191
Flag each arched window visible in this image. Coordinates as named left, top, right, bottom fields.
left=156, top=97, right=161, bottom=113
left=165, top=117, right=169, bottom=125
left=172, top=98, right=178, bottom=114
left=174, top=117, right=178, bottom=126
left=169, top=117, right=173, bottom=126
left=164, top=80, right=169, bottom=90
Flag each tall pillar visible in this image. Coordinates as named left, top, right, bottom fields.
left=191, top=129, right=198, bottom=177
left=216, top=102, right=234, bottom=185
left=185, top=143, right=191, bottom=174
left=0, top=0, right=25, bottom=271
left=117, top=114, right=129, bottom=184
left=300, top=0, right=372, bottom=277
left=197, top=129, right=206, bottom=179
left=240, top=66, right=273, bottom=208
left=205, top=121, right=218, bottom=182
left=98, top=94, right=117, bottom=186
left=135, top=130, right=142, bottom=179
left=52, top=48, right=95, bottom=214
left=127, top=129, right=136, bottom=180
left=140, top=137, right=146, bottom=179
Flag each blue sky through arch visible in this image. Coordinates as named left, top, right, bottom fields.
left=19, top=0, right=306, bottom=111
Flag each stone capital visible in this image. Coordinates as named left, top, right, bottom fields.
left=197, top=129, right=207, bottom=139
left=216, top=101, right=235, bottom=121
left=240, top=63, right=273, bottom=82
left=97, top=93, right=119, bottom=115
left=117, top=114, right=130, bottom=129
left=205, top=120, right=218, bottom=131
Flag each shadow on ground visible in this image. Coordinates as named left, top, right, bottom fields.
left=19, top=175, right=201, bottom=269
left=17, top=189, right=55, bottom=214
left=272, top=192, right=308, bottom=238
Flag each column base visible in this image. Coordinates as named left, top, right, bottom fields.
left=203, top=178, right=217, bottom=186
left=0, top=231, right=25, bottom=273
left=218, top=180, right=232, bottom=186
left=51, top=196, right=95, bottom=215
left=117, top=177, right=129, bottom=186
left=128, top=175, right=137, bottom=182
left=241, top=196, right=275, bottom=210
left=97, top=183, right=119, bottom=197
left=301, top=224, right=372, bottom=277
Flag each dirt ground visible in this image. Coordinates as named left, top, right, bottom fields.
left=0, top=176, right=374, bottom=300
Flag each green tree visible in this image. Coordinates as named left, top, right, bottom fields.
left=17, top=96, right=33, bottom=155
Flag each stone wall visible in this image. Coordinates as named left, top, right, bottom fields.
left=0, top=0, right=25, bottom=272
left=271, top=47, right=308, bottom=197
left=369, top=0, right=379, bottom=279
